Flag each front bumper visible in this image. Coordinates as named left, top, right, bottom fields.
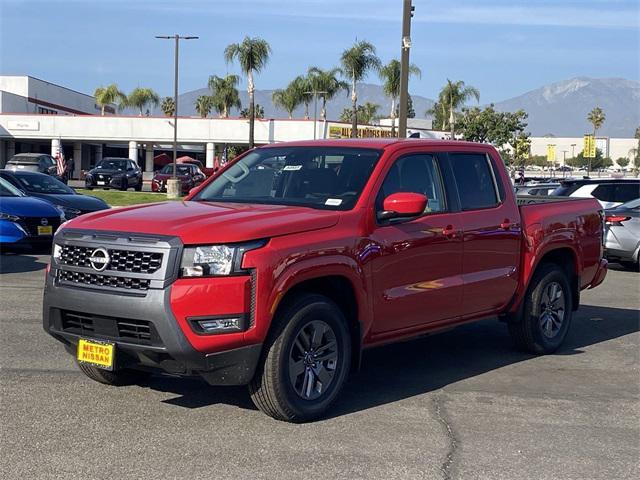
left=85, top=175, right=126, bottom=189
left=43, top=232, right=262, bottom=385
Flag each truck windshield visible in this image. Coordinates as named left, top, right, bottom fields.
left=192, top=147, right=382, bottom=210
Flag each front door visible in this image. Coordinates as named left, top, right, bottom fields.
left=369, top=152, right=464, bottom=334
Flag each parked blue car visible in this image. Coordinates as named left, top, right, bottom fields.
left=0, top=177, right=64, bottom=247
left=0, top=170, right=109, bottom=219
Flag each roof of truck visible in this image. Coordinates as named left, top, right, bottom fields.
left=259, top=138, right=493, bottom=149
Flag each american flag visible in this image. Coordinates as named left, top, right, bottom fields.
left=55, top=143, right=65, bottom=176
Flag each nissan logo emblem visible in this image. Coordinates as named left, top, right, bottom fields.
left=40, top=218, right=49, bottom=226
left=89, top=247, right=110, bottom=272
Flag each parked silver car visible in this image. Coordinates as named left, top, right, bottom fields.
left=604, top=198, right=640, bottom=271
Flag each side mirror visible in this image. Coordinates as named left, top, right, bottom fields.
left=378, top=192, right=427, bottom=221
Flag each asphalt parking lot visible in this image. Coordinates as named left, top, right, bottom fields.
left=0, top=252, right=638, bottom=480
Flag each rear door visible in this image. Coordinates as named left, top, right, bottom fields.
left=370, top=150, right=464, bottom=333
left=448, top=151, right=521, bottom=316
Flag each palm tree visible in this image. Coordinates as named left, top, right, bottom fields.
left=360, top=102, right=380, bottom=124
left=224, top=36, right=271, bottom=147
left=438, top=79, right=480, bottom=137
left=160, top=97, right=175, bottom=117
left=340, top=40, right=381, bottom=137
left=240, top=104, right=264, bottom=119
left=587, top=107, right=606, bottom=138
left=208, top=74, right=242, bottom=118
left=127, top=87, right=160, bottom=116
left=94, top=84, right=127, bottom=115
left=587, top=107, right=606, bottom=173
left=307, top=67, right=348, bottom=120
left=378, top=59, right=421, bottom=136
left=290, top=75, right=312, bottom=119
left=272, top=86, right=300, bottom=119
left=195, top=95, right=213, bottom=118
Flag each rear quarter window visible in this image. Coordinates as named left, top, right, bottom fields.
left=450, top=153, right=499, bottom=210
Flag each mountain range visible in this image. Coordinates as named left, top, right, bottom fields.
left=177, top=77, right=639, bottom=138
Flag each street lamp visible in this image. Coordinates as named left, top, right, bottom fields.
left=562, top=150, right=568, bottom=178
left=303, top=90, right=328, bottom=140
left=156, top=34, right=198, bottom=197
left=570, top=143, right=576, bottom=159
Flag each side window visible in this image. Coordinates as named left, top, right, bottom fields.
left=377, top=154, right=446, bottom=214
left=592, top=184, right=614, bottom=202
left=450, top=153, right=499, bottom=210
left=614, top=183, right=640, bottom=203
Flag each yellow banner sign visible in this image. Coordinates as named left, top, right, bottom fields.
left=546, top=144, right=556, bottom=163
left=328, top=124, right=394, bottom=139
left=583, top=135, right=596, bottom=158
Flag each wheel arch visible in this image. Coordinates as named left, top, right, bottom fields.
left=271, top=274, right=364, bottom=372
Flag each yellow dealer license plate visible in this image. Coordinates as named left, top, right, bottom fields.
left=77, top=339, right=114, bottom=370
left=37, top=225, right=53, bottom=236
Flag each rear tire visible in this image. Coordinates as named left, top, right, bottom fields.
left=249, top=294, right=351, bottom=422
left=77, top=362, right=149, bottom=386
left=508, top=263, right=573, bottom=354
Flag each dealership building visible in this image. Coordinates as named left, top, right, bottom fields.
left=0, top=75, right=636, bottom=178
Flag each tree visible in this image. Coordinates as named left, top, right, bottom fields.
left=586, top=107, right=606, bottom=173
left=378, top=59, right=421, bottom=136
left=127, top=87, right=160, bottom=116
left=570, top=148, right=611, bottom=169
left=340, top=40, right=381, bottom=137
left=240, top=104, right=264, bottom=119
left=272, top=86, right=300, bottom=119
left=288, top=75, right=313, bottom=119
left=94, top=84, right=127, bottom=115
left=339, top=102, right=380, bottom=125
left=160, top=97, right=175, bottom=117
left=224, top=36, right=271, bottom=147
left=307, top=67, right=348, bottom=120
left=195, top=95, right=213, bottom=118
left=616, top=157, right=629, bottom=169
left=208, top=74, right=242, bottom=118
left=459, top=105, right=528, bottom=144
left=431, top=80, right=480, bottom=136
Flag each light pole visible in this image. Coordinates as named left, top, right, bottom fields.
left=156, top=34, right=198, bottom=197
left=398, top=0, right=414, bottom=138
left=562, top=150, right=568, bottom=178
left=304, top=90, right=328, bottom=140
left=570, top=143, right=576, bottom=160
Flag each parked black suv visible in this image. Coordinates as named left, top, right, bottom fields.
left=85, top=158, right=143, bottom=191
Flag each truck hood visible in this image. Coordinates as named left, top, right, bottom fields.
left=63, top=200, right=340, bottom=244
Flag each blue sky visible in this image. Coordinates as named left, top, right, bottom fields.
left=1, top=0, right=638, bottom=103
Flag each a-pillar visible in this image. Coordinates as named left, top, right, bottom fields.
left=128, top=141, right=138, bottom=164
left=206, top=142, right=215, bottom=168
left=73, top=142, right=82, bottom=179
left=51, top=138, right=61, bottom=157
left=145, top=144, right=154, bottom=172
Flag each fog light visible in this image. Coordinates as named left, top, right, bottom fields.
left=190, top=315, right=246, bottom=334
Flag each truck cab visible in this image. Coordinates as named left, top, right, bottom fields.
left=43, top=139, right=607, bottom=422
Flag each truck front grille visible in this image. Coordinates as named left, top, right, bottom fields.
left=60, top=310, right=160, bottom=346
left=58, top=269, right=150, bottom=291
left=58, top=245, right=163, bottom=274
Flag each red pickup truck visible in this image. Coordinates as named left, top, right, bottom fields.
left=44, top=139, right=607, bottom=422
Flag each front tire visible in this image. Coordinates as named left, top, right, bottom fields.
left=508, top=263, right=573, bottom=354
left=249, top=294, right=351, bottom=422
left=77, top=362, right=149, bottom=386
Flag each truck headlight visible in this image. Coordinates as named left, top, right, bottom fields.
left=180, top=240, right=266, bottom=277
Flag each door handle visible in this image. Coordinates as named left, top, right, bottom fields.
left=442, top=225, right=457, bottom=238
left=500, top=219, right=511, bottom=230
